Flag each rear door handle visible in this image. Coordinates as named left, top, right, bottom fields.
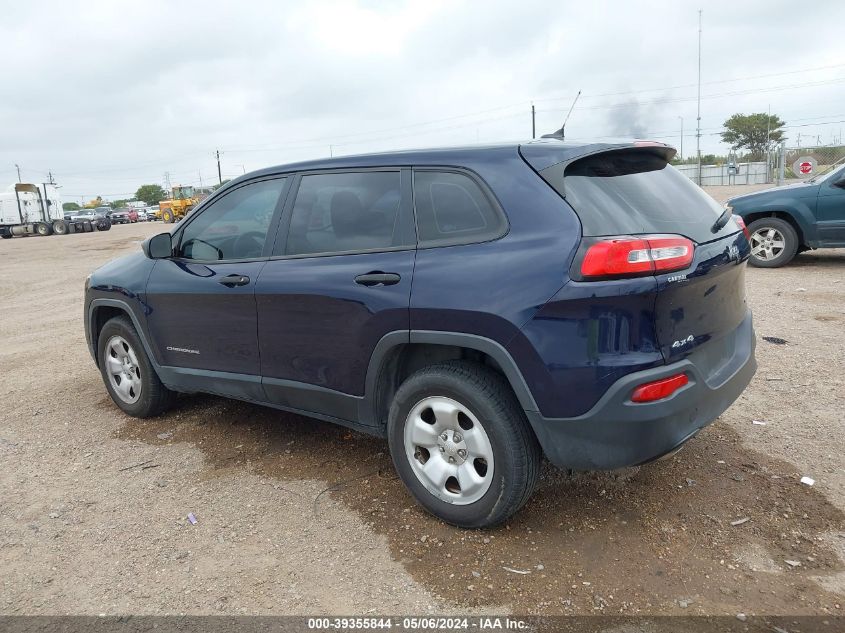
left=219, top=274, right=251, bottom=287
left=354, top=272, right=401, bottom=287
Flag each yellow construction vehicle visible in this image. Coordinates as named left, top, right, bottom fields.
left=157, top=185, right=199, bottom=223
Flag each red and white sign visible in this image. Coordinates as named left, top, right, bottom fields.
left=792, top=156, right=817, bottom=178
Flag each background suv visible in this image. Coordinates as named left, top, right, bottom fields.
left=84, top=139, right=756, bottom=527
left=728, top=162, right=845, bottom=267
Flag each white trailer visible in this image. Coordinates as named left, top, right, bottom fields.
left=0, top=182, right=94, bottom=238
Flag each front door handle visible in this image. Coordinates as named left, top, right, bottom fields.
left=354, top=272, right=401, bottom=287
left=219, top=274, right=251, bottom=287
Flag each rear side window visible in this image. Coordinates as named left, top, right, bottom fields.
left=545, top=150, right=730, bottom=244
left=285, top=171, right=404, bottom=256
left=413, top=171, right=506, bottom=246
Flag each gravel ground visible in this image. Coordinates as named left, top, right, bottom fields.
left=1, top=191, right=843, bottom=616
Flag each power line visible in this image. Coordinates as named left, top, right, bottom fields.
left=533, top=62, right=845, bottom=105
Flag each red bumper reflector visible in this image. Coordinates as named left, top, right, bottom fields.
left=631, top=373, right=689, bottom=403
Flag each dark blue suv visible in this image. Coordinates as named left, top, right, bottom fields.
left=84, top=139, right=756, bottom=527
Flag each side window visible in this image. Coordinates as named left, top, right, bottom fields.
left=285, top=171, right=403, bottom=256
left=178, top=178, right=286, bottom=261
left=413, top=171, right=506, bottom=246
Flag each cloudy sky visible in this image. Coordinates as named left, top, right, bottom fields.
left=1, top=0, right=844, bottom=203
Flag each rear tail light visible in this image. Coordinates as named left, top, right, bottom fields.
left=734, top=216, right=751, bottom=239
left=579, top=235, right=695, bottom=280
left=631, top=373, right=689, bottom=403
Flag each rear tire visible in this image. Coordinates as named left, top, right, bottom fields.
left=52, top=220, right=69, bottom=235
left=98, top=316, right=176, bottom=418
left=36, top=222, right=52, bottom=236
left=82, top=220, right=93, bottom=232
left=747, top=217, right=799, bottom=268
left=387, top=361, right=540, bottom=528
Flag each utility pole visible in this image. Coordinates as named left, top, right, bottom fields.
left=531, top=103, right=536, bottom=139
left=766, top=104, right=772, bottom=182
left=329, top=145, right=334, bottom=157
left=48, top=171, right=55, bottom=185
left=215, top=149, right=222, bottom=185
left=163, top=171, right=171, bottom=191
left=678, top=116, right=684, bottom=160
left=15, top=164, right=21, bottom=182
left=198, top=170, right=203, bottom=189
left=696, top=9, right=702, bottom=186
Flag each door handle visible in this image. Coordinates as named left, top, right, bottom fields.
left=219, top=274, right=251, bottom=287
left=354, top=272, right=401, bottom=287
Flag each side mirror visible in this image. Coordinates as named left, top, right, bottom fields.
left=143, top=233, right=174, bottom=259
left=833, top=177, right=845, bottom=189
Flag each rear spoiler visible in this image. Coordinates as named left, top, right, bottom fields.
left=519, top=139, right=677, bottom=198
left=520, top=138, right=676, bottom=172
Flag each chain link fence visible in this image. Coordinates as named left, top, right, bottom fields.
left=780, top=145, right=845, bottom=182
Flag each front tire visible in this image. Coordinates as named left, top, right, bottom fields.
left=387, top=361, right=540, bottom=528
left=162, top=209, right=175, bottom=223
left=98, top=316, right=176, bottom=418
left=747, top=217, right=799, bottom=268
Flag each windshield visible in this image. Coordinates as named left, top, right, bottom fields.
left=808, top=162, right=845, bottom=184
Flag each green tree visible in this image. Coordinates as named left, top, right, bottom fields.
left=110, top=199, right=129, bottom=209
left=135, top=184, right=166, bottom=206
left=721, top=113, right=785, bottom=161
left=62, top=202, right=81, bottom=211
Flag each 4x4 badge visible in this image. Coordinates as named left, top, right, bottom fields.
left=729, top=245, right=740, bottom=262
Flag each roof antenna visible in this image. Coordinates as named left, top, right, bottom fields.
left=543, top=89, right=581, bottom=139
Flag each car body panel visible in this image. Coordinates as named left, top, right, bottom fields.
left=256, top=250, right=415, bottom=398
left=815, top=178, right=845, bottom=245
left=143, top=258, right=267, bottom=375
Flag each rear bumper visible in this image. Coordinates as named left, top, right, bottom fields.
left=526, top=311, right=757, bottom=470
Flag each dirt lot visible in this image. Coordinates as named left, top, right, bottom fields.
left=1, top=191, right=843, bottom=616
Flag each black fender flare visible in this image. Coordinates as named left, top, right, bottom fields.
left=360, top=330, right=539, bottom=427
left=87, top=298, right=159, bottom=369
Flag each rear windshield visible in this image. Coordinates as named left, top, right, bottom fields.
left=544, top=150, right=733, bottom=243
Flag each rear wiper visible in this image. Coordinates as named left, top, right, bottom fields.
left=711, top=208, right=732, bottom=233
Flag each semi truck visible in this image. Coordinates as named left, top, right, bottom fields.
left=0, top=182, right=104, bottom=239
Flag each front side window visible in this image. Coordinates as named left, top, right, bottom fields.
left=178, top=178, right=286, bottom=261
left=413, top=171, right=506, bottom=246
left=285, top=171, right=403, bottom=256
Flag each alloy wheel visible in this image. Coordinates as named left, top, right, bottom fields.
left=750, top=227, right=785, bottom=261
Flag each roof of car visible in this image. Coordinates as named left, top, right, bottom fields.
left=224, top=137, right=674, bottom=191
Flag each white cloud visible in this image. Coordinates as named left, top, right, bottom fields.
left=0, top=0, right=843, bottom=200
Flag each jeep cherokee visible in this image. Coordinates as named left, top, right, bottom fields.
left=84, top=139, right=756, bottom=527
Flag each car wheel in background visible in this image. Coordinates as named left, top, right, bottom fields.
left=747, top=217, right=799, bottom=268
left=97, top=316, right=176, bottom=418
left=387, top=361, right=540, bottom=528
